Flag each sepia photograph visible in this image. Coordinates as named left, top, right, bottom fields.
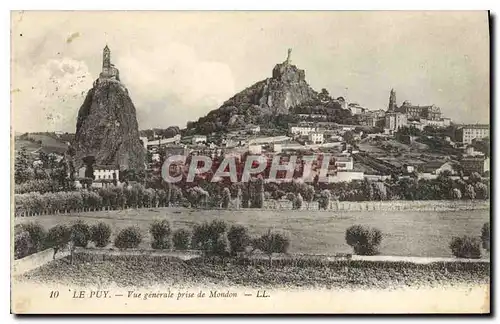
left=10, top=10, right=490, bottom=314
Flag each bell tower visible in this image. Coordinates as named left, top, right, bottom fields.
left=102, top=45, right=111, bottom=70
left=388, top=88, right=397, bottom=111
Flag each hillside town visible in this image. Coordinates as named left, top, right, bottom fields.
left=16, top=46, right=490, bottom=191
left=12, top=12, right=491, bottom=310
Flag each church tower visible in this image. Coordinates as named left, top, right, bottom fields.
left=103, top=45, right=111, bottom=70
left=388, top=88, right=397, bottom=111
left=99, top=45, right=120, bottom=81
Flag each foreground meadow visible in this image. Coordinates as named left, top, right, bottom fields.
left=15, top=207, right=489, bottom=258
left=17, top=253, right=490, bottom=290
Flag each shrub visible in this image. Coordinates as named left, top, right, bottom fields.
left=45, top=225, right=71, bottom=259
left=481, top=222, right=490, bottom=252
left=191, top=220, right=228, bottom=255
left=172, top=228, right=191, bottom=250
left=227, top=225, right=251, bottom=255
left=345, top=225, right=382, bottom=256
left=114, top=226, right=142, bottom=249
left=212, top=233, right=230, bottom=257
left=149, top=219, right=172, bottom=250
left=70, top=220, right=91, bottom=247
left=90, top=222, right=112, bottom=247
left=253, top=230, right=290, bottom=264
left=450, top=236, right=481, bottom=259
left=14, top=231, right=32, bottom=259
left=19, top=222, right=46, bottom=254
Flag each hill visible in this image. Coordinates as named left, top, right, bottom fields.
left=185, top=50, right=353, bottom=134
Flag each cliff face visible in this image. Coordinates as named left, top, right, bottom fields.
left=187, top=60, right=319, bottom=132
left=73, top=78, right=145, bottom=171
left=225, top=61, right=317, bottom=115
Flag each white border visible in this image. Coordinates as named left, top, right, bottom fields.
left=2, top=1, right=498, bottom=323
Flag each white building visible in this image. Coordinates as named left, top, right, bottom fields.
left=77, top=165, right=120, bottom=182
left=385, top=112, right=408, bottom=131
left=308, top=132, right=324, bottom=144
left=328, top=171, right=364, bottom=183
left=457, top=124, right=489, bottom=144
left=248, top=144, right=262, bottom=155
left=192, top=135, right=207, bottom=145
left=348, top=103, right=367, bottom=115
left=289, top=125, right=317, bottom=136
left=146, top=134, right=181, bottom=149
left=247, top=125, right=261, bottom=134
left=334, top=156, right=354, bottom=171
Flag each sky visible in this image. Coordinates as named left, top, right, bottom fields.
left=11, top=11, right=490, bottom=133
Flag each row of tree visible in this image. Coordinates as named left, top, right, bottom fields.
left=14, top=184, right=182, bottom=216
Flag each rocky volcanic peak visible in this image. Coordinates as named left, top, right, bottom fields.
left=73, top=77, right=145, bottom=171
left=189, top=50, right=319, bottom=131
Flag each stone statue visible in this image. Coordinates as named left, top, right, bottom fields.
left=286, top=48, right=292, bottom=64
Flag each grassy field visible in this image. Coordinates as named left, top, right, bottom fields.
left=15, top=207, right=490, bottom=258
left=15, top=134, right=68, bottom=155
left=17, top=255, right=490, bottom=289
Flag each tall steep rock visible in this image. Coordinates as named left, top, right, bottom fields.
left=73, top=78, right=145, bottom=171
left=187, top=52, right=319, bottom=132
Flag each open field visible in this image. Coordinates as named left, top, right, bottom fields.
left=16, top=254, right=490, bottom=290
left=15, top=207, right=490, bottom=258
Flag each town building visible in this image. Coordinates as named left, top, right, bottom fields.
left=191, top=135, right=207, bottom=145
left=385, top=112, right=408, bottom=131
left=334, top=156, right=354, bottom=171
left=289, top=124, right=317, bottom=136
left=76, top=164, right=120, bottom=187
left=308, top=132, right=324, bottom=144
left=248, top=144, right=262, bottom=155
left=417, top=161, right=454, bottom=179
left=397, top=101, right=442, bottom=120
left=456, top=124, right=489, bottom=144
left=348, top=103, right=367, bottom=115
left=328, top=171, right=364, bottom=183
left=246, top=124, right=261, bottom=134
left=460, top=156, right=490, bottom=175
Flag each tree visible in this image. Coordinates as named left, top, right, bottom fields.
left=90, top=222, right=112, bottom=247
left=45, top=225, right=71, bottom=259
left=481, top=222, right=490, bottom=252
left=227, top=225, right=251, bottom=256
left=464, top=184, right=476, bottom=200
left=293, top=193, right=303, bottom=210
left=114, top=226, right=143, bottom=249
left=70, top=220, right=91, bottom=247
left=15, top=231, right=33, bottom=259
left=149, top=219, right=172, bottom=250
left=372, top=182, right=387, bottom=201
left=253, top=230, right=290, bottom=266
left=319, top=189, right=331, bottom=210
left=451, top=188, right=462, bottom=200
left=470, top=172, right=482, bottom=184
left=15, top=148, right=33, bottom=184
left=191, top=220, right=228, bottom=256
left=173, top=228, right=191, bottom=250
left=475, top=183, right=489, bottom=200
left=345, top=225, right=382, bottom=256
left=301, top=185, right=315, bottom=208
left=449, top=236, right=481, bottom=259
left=19, top=222, right=46, bottom=254
left=221, top=187, right=231, bottom=209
